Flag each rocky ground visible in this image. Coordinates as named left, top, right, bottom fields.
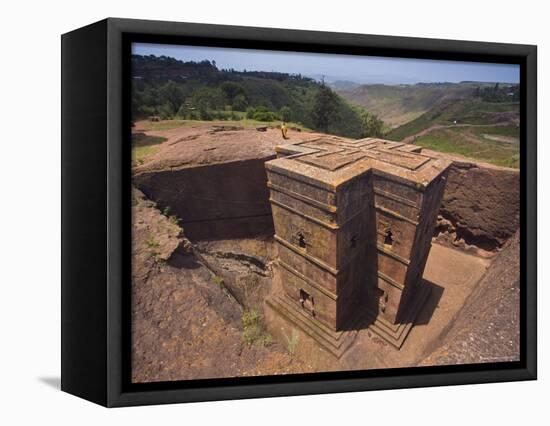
left=133, top=121, right=322, bottom=174
left=131, top=188, right=313, bottom=383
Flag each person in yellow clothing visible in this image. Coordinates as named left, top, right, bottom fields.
left=281, top=122, right=289, bottom=139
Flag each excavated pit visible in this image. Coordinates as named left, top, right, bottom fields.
left=134, top=158, right=275, bottom=241
left=130, top=125, right=520, bottom=379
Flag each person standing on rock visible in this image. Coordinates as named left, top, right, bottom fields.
left=281, top=122, right=289, bottom=139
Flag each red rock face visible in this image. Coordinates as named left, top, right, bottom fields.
left=134, top=158, right=276, bottom=241
left=437, top=162, right=520, bottom=251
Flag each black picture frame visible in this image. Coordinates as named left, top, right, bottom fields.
left=61, top=17, right=537, bottom=407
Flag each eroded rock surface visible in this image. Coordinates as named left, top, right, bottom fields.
left=132, top=187, right=184, bottom=282
left=131, top=187, right=313, bottom=383
left=195, top=237, right=276, bottom=311
left=424, top=151, right=520, bottom=252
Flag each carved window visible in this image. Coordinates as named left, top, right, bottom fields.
left=297, top=231, right=306, bottom=248
left=384, top=229, right=394, bottom=247
left=299, top=289, right=315, bottom=316
left=376, top=288, right=388, bottom=313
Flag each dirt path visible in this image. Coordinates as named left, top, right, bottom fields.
left=481, top=134, right=518, bottom=144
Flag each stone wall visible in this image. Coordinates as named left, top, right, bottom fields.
left=133, top=157, right=275, bottom=241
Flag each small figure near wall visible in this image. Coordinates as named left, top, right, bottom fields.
left=281, top=122, right=289, bottom=139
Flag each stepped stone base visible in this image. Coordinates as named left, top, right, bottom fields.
left=265, top=295, right=359, bottom=358
left=365, top=283, right=431, bottom=348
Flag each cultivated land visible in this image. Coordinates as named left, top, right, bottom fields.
left=386, top=99, right=519, bottom=141
left=385, top=99, right=520, bottom=168
left=130, top=122, right=520, bottom=381
left=413, top=126, right=519, bottom=169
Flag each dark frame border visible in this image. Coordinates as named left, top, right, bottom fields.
left=62, top=17, right=536, bottom=407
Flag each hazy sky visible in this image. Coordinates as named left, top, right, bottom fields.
left=132, top=42, right=520, bottom=85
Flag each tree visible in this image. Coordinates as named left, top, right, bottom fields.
left=360, top=111, right=384, bottom=138
left=311, top=83, right=339, bottom=133
left=159, top=81, right=185, bottom=115
left=192, top=88, right=214, bottom=120
left=221, top=82, right=246, bottom=106
left=474, top=86, right=481, bottom=97
left=279, top=106, right=292, bottom=122
left=197, top=100, right=211, bottom=120
left=232, top=93, right=248, bottom=111
left=158, top=103, right=175, bottom=120
left=246, top=107, right=255, bottom=119
left=253, top=109, right=275, bottom=122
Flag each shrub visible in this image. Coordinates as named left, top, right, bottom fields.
left=176, top=104, right=190, bottom=118
left=279, top=106, right=292, bottom=122
left=242, top=310, right=272, bottom=346
left=253, top=110, right=276, bottom=122
left=198, top=104, right=212, bottom=120
left=158, top=103, right=174, bottom=120
left=138, top=105, right=156, bottom=118
left=212, top=275, right=224, bottom=287
left=232, top=94, right=248, bottom=111
left=145, top=236, right=160, bottom=249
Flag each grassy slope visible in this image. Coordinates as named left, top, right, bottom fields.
left=386, top=100, right=519, bottom=140
left=383, top=98, right=520, bottom=169
left=415, top=126, right=519, bottom=168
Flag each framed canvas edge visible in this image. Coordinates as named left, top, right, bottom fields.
left=96, top=17, right=536, bottom=407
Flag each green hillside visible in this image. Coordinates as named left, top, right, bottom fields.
left=414, top=126, right=519, bottom=168
left=131, top=55, right=381, bottom=138
left=336, top=82, right=519, bottom=128
left=383, top=98, right=520, bottom=169
left=386, top=99, right=519, bottom=141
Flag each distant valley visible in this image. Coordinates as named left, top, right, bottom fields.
left=334, top=81, right=519, bottom=128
